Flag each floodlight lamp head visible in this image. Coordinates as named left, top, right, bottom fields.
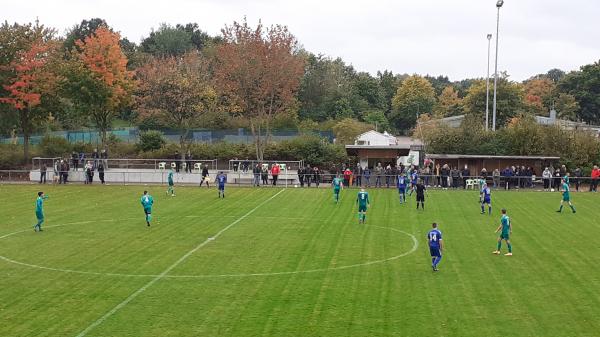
left=487, top=34, right=492, bottom=40
left=496, top=0, right=504, bottom=8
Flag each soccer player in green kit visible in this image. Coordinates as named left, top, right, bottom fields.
left=332, top=175, right=343, bottom=203
left=492, top=208, right=512, bottom=256
left=556, top=178, right=576, bottom=213
left=34, top=191, right=49, bottom=232
left=141, top=190, right=154, bottom=227
left=166, top=168, right=175, bottom=196
left=356, top=188, right=370, bottom=224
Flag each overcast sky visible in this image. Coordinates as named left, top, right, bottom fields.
left=4, top=0, right=599, bottom=81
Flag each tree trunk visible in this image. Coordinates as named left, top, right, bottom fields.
left=20, top=109, right=31, bottom=164
left=23, top=133, right=30, bottom=164
left=250, top=121, right=262, bottom=160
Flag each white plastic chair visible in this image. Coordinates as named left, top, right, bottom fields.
left=279, top=163, right=287, bottom=171
left=181, top=162, right=187, bottom=170
left=194, top=163, right=202, bottom=171
left=158, top=162, right=166, bottom=170
left=171, top=162, right=177, bottom=170
left=466, top=179, right=475, bottom=189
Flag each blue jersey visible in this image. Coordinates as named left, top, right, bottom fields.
left=217, top=174, right=227, bottom=186
left=481, top=186, right=491, bottom=201
left=397, top=175, right=406, bottom=189
left=411, top=172, right=418, bottom=184
left=427, top=229, right=442, bottom=248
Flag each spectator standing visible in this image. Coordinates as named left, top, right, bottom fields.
left=481, top=168, right=488, bottom=185
left=492, top=168, right=500, bottom=188
left=271, top=163, right=280, bottom=186
left=461, top=165, right=470, bottom=189
left=573, top=167, right=582, bottom=192
left=343, top=167, right=352, bottom=187
left=423, top=165, right=430, bottom=187
left=185, top=151, right=193, bottom=173
left=61, top=160, right=69, bottom=184
left=53, top=160, right=59, bottom=184
left=261, top=164, right=269, bottom=185
left=451, top=167, right=461, bottom=189
left=354, top=163, right=362, bottom=187
left=363, top=167, right=371, bottom=187
left=590, top=165, right=599, bottom=192
left=313, top=167, right=321, bottom=187
left=549, top=165, right=555, bottom=188
left=375, top=163, right=383, bottom=187
left=71, top=152, right=79, bottom=171
left=92, top=148, right=99, bottom=170
left=39, top=164, right=47, bottom=184
left=232, top=158, right=239, bottom=172
left=298, top=166, right=305, bottom=187
left=174, top=150, right=181, bottom=173
left=84, top=161, right=92, bottom=184
left=385, top=164, right=392, bottom=188
left=542, top=167, right=551, bottom=191
left=200, top=164, right=210, bottom=187
left=253, top=164, right=261, bottom=187
left=305, top=164, right=312, bottom=187
left=441, top=164, right=449, bottom=189
left=242, top=158, right=250, bottom=173
left=553, top=169, right=561, bottom=191
left=435, top=163, right=441, bottom=187
left=101, top=148, right=108, bottom=169
left=98, top=162, right=105, bottom=184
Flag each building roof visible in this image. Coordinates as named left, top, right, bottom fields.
left=345, top=144, right=411, bottom=156
left=426, top=154, right=560, bottom=160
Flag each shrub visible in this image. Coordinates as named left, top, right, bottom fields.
left=137, top=130, right=166, bottom=152
left=39, top=135, right=71, bottom=157
left=0, top=145, right=24, bottom=169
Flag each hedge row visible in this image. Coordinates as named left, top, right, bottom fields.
left=1, top=134, right=349, bottom=170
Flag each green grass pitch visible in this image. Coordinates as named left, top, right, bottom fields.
left=1, top=184, right=599, bottom=337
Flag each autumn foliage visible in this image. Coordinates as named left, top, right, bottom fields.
left=213, top=19, right=305, bottom=159
left=75, top=26, right=134, bottom=111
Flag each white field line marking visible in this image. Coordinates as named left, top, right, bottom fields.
left=0, top=220, right=418, bottom=279
left=74, top=189, right=285, bottom=337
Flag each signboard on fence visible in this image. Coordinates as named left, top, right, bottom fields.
left=397, top=150, right=420, bottom=167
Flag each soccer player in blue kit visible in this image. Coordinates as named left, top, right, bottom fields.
left=397, top=173, right=407, bottom=204
left=409, top=168, right=418, bottom=196
left=427, top=222, right=443, bottom=271
left=480, top=182, right=492, bottom=215
left=215, top=171, right=227, bottom=198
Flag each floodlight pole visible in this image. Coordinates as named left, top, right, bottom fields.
left=492, top=0, right=504, bottom=131
left=486, top=33, right=492, bottom=131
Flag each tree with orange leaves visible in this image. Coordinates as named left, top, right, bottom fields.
left=69, top=26, right=134, bottom=146
left=213, top=19, right=305, bottom=160
left=0, top=39, right=58, bottom=160
left=136, top=51, right=216, bottom=152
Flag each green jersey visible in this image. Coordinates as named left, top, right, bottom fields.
left=35, top=196, right=46, bottom=217
left=333, top=177, right=342, bottom=190
left=500, top=214, right=511, bottom=235
left=562, top=183, right=570, bottom=200
left=357, top=191, right=370, bottom=207
left=168, top=171, right=174, bottom=185
left=141, top=194, right=154, bottom=210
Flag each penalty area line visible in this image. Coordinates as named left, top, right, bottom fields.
left=74, top=188, right=285, bottom=337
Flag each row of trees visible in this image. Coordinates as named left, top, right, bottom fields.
left=1, top=18, right=600, bottom=161
left=418, top=114, right=600, bottom=171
